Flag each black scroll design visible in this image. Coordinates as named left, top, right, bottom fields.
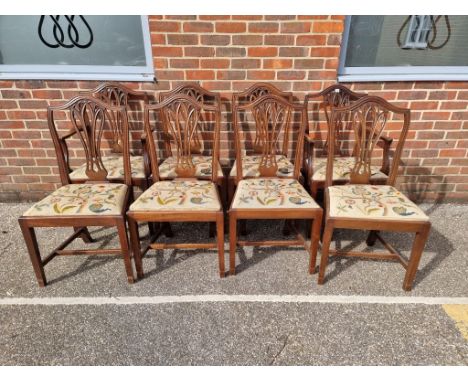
left=38, top=15, right=93, bottom=49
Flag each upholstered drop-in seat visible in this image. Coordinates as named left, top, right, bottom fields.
left=69, top=155, right=145, bottom=181
left=229, top=155, right=295, bottom=178
left=129, top=180, right=221, bottom=212
left=232, top=178, right=319, bottom=209
left=312, top=157, right=388, bottom=182
left=158, top=155, right=223, bottom=179
left=24, top=183, right=128, bottom=216
left=328, top=185, right=429, bottom=221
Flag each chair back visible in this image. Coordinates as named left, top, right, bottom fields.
left=144, top=93, right=221, bottom=183
left=233, top=93, right=307, bottom=182
left=326, top=96, right=411, bottom=187
left=83, top=83, right=148, bottom=153
left=233, top=83, right=293, bottom=154
left=48, top=95, right=131, bottom=186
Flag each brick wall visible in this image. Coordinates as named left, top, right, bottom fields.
left=0, top=15, right=467, bottom=201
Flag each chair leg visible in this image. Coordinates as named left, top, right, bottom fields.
left=309, top=211, right=323, bottom=274
left=19, top=220, right=46, bottom=287
left=209, top=222, right=216, bottom=238
left=216, top=212, right=225, bottom=278
left=318, top=223, right=334, bottom=284
left=282, top=220, right=292, bottom=236
left=116, top=218, right=135, bottom=284
left=74, top=226, right=94, bottom=243
left=227, top=178, right=235, bottom=206
left=162, top=222, right=174, bottom=238
left=366, top=230, right=379, bottom=246
left=403, top=225, right=431, bottom=291
left=229, top=212, right=237, bottom=276
left=128, top=216, right=144, bottom=279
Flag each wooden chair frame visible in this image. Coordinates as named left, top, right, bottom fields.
left=18, top=96, right=135, bottom=286
left=229, top=94, right=323, bottom=275
left=317, top=96, right=431, bottom=291
left=81, top=82, right=150, bottom=190
left=304, top=84, right=393, bottom=198
left=127, top=93, right=225, bottom=279
left=228, top=83, right=294, bottom=203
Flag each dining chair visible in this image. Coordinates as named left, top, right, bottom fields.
left=304, top=84, right=393, bottom=198
left=317, top=96, right=431, bottom=291
left=127, top=93, right=225, bottom=279
left=157, top=83, right=226, bottom=206
left=228, top=94, right=323, bottom=276
left=72, top=82, right=149, bottom=190
left=228, top=83, right=294, bottom=203
left=18, top=96, right=135, bottom=286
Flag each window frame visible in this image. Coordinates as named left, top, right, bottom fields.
left=0, top=15, right=154, bottom=82
left=338, top=15, right=468, bottom=82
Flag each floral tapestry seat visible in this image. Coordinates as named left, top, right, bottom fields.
left=232, top=178, right=320, bottom=209
left=312, top=157, right=388, bottom=182
left=328, top=185, right=429, bottom=221
left=69, top=156, right=145, bottom=181
left=129, top=180, right=221, bottom=212
left=158, top=156, right=223, bottom=179
left=24, top=183, right=128, bottom=216
left=229, top=155, right=295, bottom=178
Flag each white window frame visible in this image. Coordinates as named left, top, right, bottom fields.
left=338, top=15, right=468, bottom=82
left=0, top=15, right=154, bottom=82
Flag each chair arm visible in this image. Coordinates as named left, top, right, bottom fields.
left=303, top=135, right=315, bottom=182
left=378, top=135, right=393, bottom=175
left=140, top=133, right=152, bottom=179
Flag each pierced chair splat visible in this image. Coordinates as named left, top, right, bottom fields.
left=127, top=94, right=225, bottom=279
left=18, top=96, right=135, bottom=286
left=317, top=96, right=431, bottom=291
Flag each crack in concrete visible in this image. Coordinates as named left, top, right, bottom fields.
left=269, top=334, right=290, bottom=365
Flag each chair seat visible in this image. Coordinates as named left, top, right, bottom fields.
left=158, top=155, right=223, bottom=179
left=129, top=180, right=221, bottom=212
left=312, top=157, right=388, bottom=182
left=69, top=155, right=145, bottom=181
left=328, top=185, right=429, bottom=221
left=23, top=183, right=128, bottom=217
left=229, top=155, right=295, bottom=178
left=231, top=178, right=320, bottom=209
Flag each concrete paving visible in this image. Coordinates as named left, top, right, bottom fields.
left=0, top=202, right=467, bottom=365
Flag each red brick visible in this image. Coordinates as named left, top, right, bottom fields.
left=295, top=59, right=324, bottom=69
left=232, top=35, right=263, bottom=45
left=312, top=21, right=343, bottom=33
left=249, top=22, right=279, bottom=33
left=183, top=22, right=214, bottom=33
left=0, top=121, right=25, bottom=129
left=279, top=47, right=307, bottom=57
left=281, top=22, right=311, bottom=33
left=150, top=21, right=180, bottom=32
left=200, top=35, right=230, bottom=46
left=264, top=59, right=293, bottom=69
left=170, top=59, right=199, bottom=68
left=215, top=47, right=245, bottom=57
left=428, top=91, right=457, bottom=100
left=264, top=35, right=295, bottom=46
left=185, top=47, right=215, bottom=57
left=6, top=111, right=37, bottom=120
left=278, top=71, right=306, bottom=80
left=247, top=71, right=276, bottom=80
left=310, top=47, right=340, bottom=57
left=167, top=34, right=198, bottom=45
left=186, top=70, right=215, bottom=80
left=199, top=16, right=231, bottom=21
left=215, top=22, right=246, bottom=33
left=248, top=47, right=278, bottom=57
left=440, top=149, right=466, bottom=157
left=200, top=59, right=230, bottom=69
left=296, top=35, right=327, bottom=46
left=152, top=47, right=183, bottom=57
left=217, top=71, right=246, bottom=80
left=231, top=59, right=261, bottom=69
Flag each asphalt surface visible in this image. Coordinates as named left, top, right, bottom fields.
left=0, top=202, right=467, bottom=365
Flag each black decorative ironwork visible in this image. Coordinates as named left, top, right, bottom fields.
left=38, top=15, right=93, bottom=49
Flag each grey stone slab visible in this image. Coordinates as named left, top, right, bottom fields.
left=0, top=302, right=466, bottom=365
left=1, top=202, right=467, bottom=298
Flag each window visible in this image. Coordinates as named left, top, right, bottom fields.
left=338, top=15, right=468, bottom=82
left=0, top=15, right=154, bottom=81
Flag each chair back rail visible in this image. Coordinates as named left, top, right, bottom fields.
left=232, top=93, right=307, bottom=183
left=326, top=95, right=411, bottom=188
left=48, top=95, right=131, bottom=186
left=144, top=93, right=221, bottom=183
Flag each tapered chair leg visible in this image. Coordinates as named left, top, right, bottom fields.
left=216, top=212, right=225, bottom=278
left=128, top=217, right=144, bottom=279
left=318, top=223, right=334, bottom=284
left=403, top=224, right=431, bottom=291
left=19, top=221, right=46, bottom=287
left=116, top=219, right=135, bottom=284
left=309, top=212, right=323, bottom=274
left=229, top=213, right=237, bottom=275
left=366, top=230, right=379, bottom=247
left=162, top=222, right=174, bottom=238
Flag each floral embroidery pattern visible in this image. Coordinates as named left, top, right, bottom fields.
left=312, top=157, right=387, bottom=182
left=158, top=155, right=223, bottom=179
left=230, top=155, right=295, bottom=178
left=232, top=178, right=318, bottom=209
left=130, top=180, right=220, bottom=212
left=329, top=185, right=429, bottom=221
left=24, top=183, right=128, bottom=216
left=69, top=155, right=145, bottom=180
